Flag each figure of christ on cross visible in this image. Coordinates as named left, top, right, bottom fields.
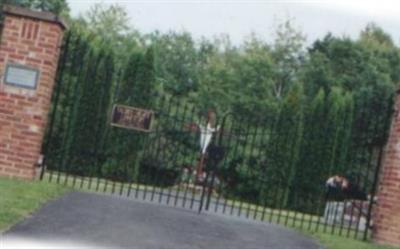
left=187, top=110, right=220, bottom=184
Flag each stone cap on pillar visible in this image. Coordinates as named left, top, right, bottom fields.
left=1, top=4, right=68, bottom=30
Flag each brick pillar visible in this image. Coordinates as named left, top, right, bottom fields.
left=0, top=5, right=66, bottom=179
left=372, top=90, right=400, bottom=247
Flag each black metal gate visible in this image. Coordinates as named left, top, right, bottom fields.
left=0, top=6, right=5, bottom=41
left=41, top=31, right=393, bottom=241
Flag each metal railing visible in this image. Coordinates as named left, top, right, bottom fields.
left=0, top=4, right=5, bottom=42
left=41, top=30, right=393, bottom=241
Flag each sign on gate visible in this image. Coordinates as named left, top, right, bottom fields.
left=111, top=104, right=154, bottom=132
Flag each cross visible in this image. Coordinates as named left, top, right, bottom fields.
left=187, top=110, right=220, bottom=183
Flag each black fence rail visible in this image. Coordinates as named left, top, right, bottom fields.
left=41, top=30, right=394, bottom=241
left=0, top=5, right=5, bottom=41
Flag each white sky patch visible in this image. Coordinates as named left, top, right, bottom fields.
left=67, top=0, right=400, bottom=45
left=314, top=0, right=400, bottom=19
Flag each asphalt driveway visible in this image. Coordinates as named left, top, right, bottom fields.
left=3, top=192, right=323, bottom=249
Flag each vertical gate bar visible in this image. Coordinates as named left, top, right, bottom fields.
left=338, top=109, right=354, bottom=237
left=220, top=117, right=238, bottom=215
left=266, top=111, right=283, bottom=224
left=173, top=103, right=189, bottom=206
left=308, top=195, right=315, bottom=230
left=354, top=111, right=385, bottom=239
left=300, top=111, right=323, bottom=234
left=0, top=10, right=4, bottom=41
left=314, top=191, right=326, bottom=233
left=349, top=103, right=372, bottom=239
left=87, top=52, right=108, bottom=191
left=339, top=105, right=362, bottom=236
left=130, top=134, right=146, bottom=198
left=291, top=191, right=298, bottom=228
left=58, top=39, right=87, bottom=187
left=198, top=163, right=210, bottom=213
left=299, top=195, right=306, bottom=229
left=80, top=52, right=103, bottom=191
left=245, top=121, right=260, bottom=219
left=363, top=100, right=393, bottom=241
left=174, top=104, right=193, bottom=206
left=130, top=136, right=145, bottom=198
left=135, top=96, right=166, bottom=199
left=151, top=98, right=175, bottom=202
left=148, top=97, right=171, bottom=201
left=260, top=114, right=280, bottom=222
left=276, top=117, right=292, bottom=225
left=125, top=146, right=138, bottom=197
left=189, top=113, right=208, bottom=210
left=236, top=122, right=252, bottom=218
left=150, top=98, right=174, bottom=201
left=53, top=34, right=74, bottom=184
left=40, top=32, right=71, bottom=181
left=168, top=103, right=189, bottom=205
left=144, top=98, right=165, bottom=200
left=307, top=193, right=314, bottom=230
left=330, top=195, right=341, bottom=235
left=146, top=97, right=171, bottom=201
left=349, top=105, right=371, bottom=238
left=135, top=102, right=159, bottom=199
left=62, top=48, right=92, bottom=188
left=100, top=66, right=123, bottom=193
left=253, top=120, right=268, bottom=221
left=267, top=113, right=283, bottom=224
left=101, top=71, right=121, bottom=197
left=228, top=119, right=244, bottom=216
left=90, top=53, right=114, bottom=192
left=341, top=144, right=372, bottom=236
left=204, top=157, right=217, bottom=211
left=351, top=150, right=370, bottom=238
left=341, top=104, right=365, bottom=237
left=69, top=50, right=94, bottom=189
left=284, top=117, right=302, bottom=227
left=363, top=145, right=385, bottom=240
left=300, top=197, right=307, bottom=229
left=268, top=179, right=280, bottom=224
left=213, top=114, right=235, bottom=214
left=199, top=107, right=224, bottom=213
left=204, top=112, right=227, bottom=212
left=161, top=98, right=182, bottom=205
left=181, top=106, right=199, bottom=208
left=56, top=36, right=84, bottom=185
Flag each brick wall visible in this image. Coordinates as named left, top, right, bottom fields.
left=372, top=90, right=400, bottom=246
left=0, top=6, right=65, bottom=179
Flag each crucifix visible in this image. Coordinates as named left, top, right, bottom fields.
left=187, top=110, right=220, bottom=183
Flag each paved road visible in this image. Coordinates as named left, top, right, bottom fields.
left=4, top=192, right=323, bottom=249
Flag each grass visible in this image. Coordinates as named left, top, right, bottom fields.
left=302, top=230, right=400, bottom=249
left=0, top=177, right=69, bottom=232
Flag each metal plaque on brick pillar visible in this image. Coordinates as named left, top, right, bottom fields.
left=4, top=63, right=40, bottom=89
left=111, top=104, right=154, bottom=132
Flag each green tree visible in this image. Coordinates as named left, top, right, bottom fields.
left=0, top=0, right=69, bottom=15
left=150, top=31, right=200, bottom=96
left=271, top=20, right=306, bottom=100
left=77, top=3, right=141, bottom=62
left=105, top=47, right=156, bottom=181
left=85, top=3, right=129, bottom=42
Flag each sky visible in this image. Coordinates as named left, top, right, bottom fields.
left=67, top=0, right=400, bottom=46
